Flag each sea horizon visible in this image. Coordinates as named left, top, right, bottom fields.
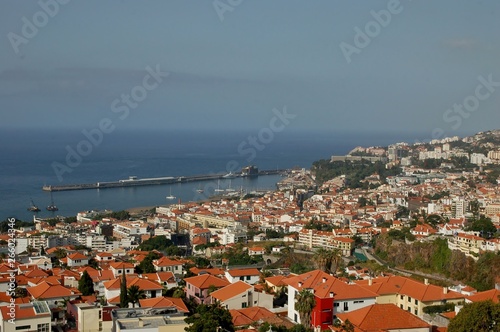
left=0, top=127, right=475, bottom=221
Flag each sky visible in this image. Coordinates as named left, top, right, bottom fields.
left=0, top=0, right=499, bottom=138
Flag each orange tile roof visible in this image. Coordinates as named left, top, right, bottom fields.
left=184, top=274, right=230, bottom=290
left=284, top=269, right=377, bottom=300
left=67, top=252, right=88, bottom=260
left=139, top=296, right=188, bottom=312
left=211, top=281, right=252, bottom=302
left=440, top=311, right=456, bottom=319
left=249, top=246, right=265, bottom=252
left=109, top=261, right=134, bottom=269
left=336, top=304, right=430, bottom=331
left=153, top=257, right=183, bottom=267
left=129, top=277, right=163, bottom=291
left=27, top=282, right=80, bottom=299
left=226, top=268, right=260, bottom=277
left=264, top=275, right=290, bottom=287
left=356, top=276, right=464, bottom=302
left=229, top=309, right=254, bottom=326
left=0, top=303, right=51, bottom=320
left=97, top=252, right=113, bottom=257
left=230, top=306, right=275, bottom=326
left=25, top=269, right=49, bottom=278
left=467, top=289, right=500, bottom=303
left=189, top=267, right=226, bottom=276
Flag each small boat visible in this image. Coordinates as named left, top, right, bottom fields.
left=46, top=192, right=58, bottom=211
left=215, top=179, right=224, bottom=192
left=223, top=172, right=236, bottom=179
left=27, top=199, right=41, bottom=212
left=166, top=187, right=176, bottom=200
left=225, top=179, right=235, bottom=192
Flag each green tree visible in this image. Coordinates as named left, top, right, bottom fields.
left=138, top=252, right=161, bottom=274
left=184, top=303, right=234, bottom=332
left=465, top=216, right=496, bottom=238
left=54, top=248, right=67, bottom=259
left=295, top=289, right=316, bottom=329
left=448, top=301, right=500, bottom=332
left=120, top=269, right=128, bottom=308
left=87, top=258, right=99, bottom=269
left=313, top=248, right=342, bottom=275
left=138, top=235, right=175, bottom=251
left=78, top=271, right=95, bottom=296
left=127, top=285, right=146, bottom=308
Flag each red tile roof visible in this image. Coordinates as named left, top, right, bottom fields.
left=336, top=304, right=430, bottom=331
left=467, top=289, right=500, bottom=303
left=27, top=282, right=80, bottom=299
left=139, top=297, right=188, bottom=312
left=356, top=276, right=464, bottom=302
left=67, top=252, right=88, bottom=260
left=184, top=274, right=230, bottom=290
left=0, top=303, right=51, bottom=320
left=226, top=268, right=260, bottom=277
left=153, top=257, right=183, bottom=267
left=211, top=281, right=252, bottom=302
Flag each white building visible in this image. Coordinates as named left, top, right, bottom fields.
left=0, top=302, right=51, bottom=332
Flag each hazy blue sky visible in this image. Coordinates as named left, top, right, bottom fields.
left=1, top=0, right=499, bottom=138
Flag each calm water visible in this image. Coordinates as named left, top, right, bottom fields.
left=0, top=128, right=426, bottom=221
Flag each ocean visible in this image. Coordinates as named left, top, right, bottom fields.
left=0, top=128, right=426, bottom=221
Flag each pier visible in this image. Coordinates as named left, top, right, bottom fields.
left=42, top=169, right=289, bottom=192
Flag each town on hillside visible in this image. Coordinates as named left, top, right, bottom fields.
left=1, top=130, right=500, bottom=332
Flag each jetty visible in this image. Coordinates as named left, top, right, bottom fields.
left=42, top=169, right=289, bottom=192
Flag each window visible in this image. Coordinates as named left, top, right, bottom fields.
left=242, top=302, right=247, bottom=308
left=407, top=307, right=411, bottom=311
left=246, top=276, right=251, bottom=280
left=353, top=300, right=364, bottom=304
left=415, top=309, right=418, bottom=315
left=408, top=296, right=412, bottom=302
left=294, top=313, right=298, bottom=322
left=415, top=299, right=418, bottom=305
left=15, top=326, right=30, bottom=331
left=400, top=295, right=404, bottom=300
left=400, top=304, right=403, bottom=309
left=343, top=302, right=348, bottom=311
left=333, top=303, right=339, bottom=307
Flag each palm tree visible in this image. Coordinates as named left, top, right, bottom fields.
left=313, top=248, right=342, bottom=275
left=313, top=248, right=330, bottom=272
left=329, top=248, right=342, bottom=276
left=127, top=285, right=146, bottom=308
left=295, top=289, right=316, bottom=328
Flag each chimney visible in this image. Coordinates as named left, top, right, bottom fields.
left=424, top=278, right=429, bottom=285
left=329, top=292, right=334, bottom=298
left=369, top=278, right=372, bottom=286
left=322, top=277, right=327, bottom=283
left=298, top=282, right=303, bottom=288
left=138, top=318, right=144, bottom=328
left=443, top=287, right=448, bottom=294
